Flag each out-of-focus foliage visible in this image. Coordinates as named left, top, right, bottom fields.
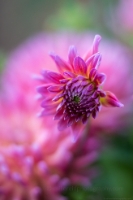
left=0, top=51, right=6, bottom=73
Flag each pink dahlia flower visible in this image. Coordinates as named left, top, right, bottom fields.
left=37, top=35, right=123, bottom=137
left=2, top=32, right=132, bottom=134
left=0, top=33, right=102, bottom=200
left=0, top=96, right=100, bottom=200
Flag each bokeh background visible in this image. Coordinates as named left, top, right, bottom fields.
left=0, top=0, right=133, bottom=199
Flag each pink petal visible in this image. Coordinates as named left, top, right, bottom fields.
left=94, top=73, right=106, bottom=85
left=63, top=71, right=76, bottom=78
left=58, top=118, right=68, bottom=131
left=86, top=54, right=96, bottom=67
left=74, top=57, right=87, bottom=74
left=36, top=85, right=49, bottom=93
left=40, top=109, right=55, bottom=116
left=92, top=35, right=101, bottom=54
left=89, top=68, right=97, bottom=81
left=71, top=122, right=85, bottom=142
left=101, top=91, right=124, bottom=107
left=68, top=45, right=77, bottom=67
left=42, top=70, right=64, bottom=84
left=54, top=107, right=64, bottom=120
left=52, top=93, right=64, bottom=101
left=92, top=53, right=102, bottom=69
left=41, top=98, right=52, bottom=107
left=82, top=115, right=88, bottom=124
left=67, top=117, right=74, bottom=127
left=50, top=53, right=71, bottom=73
left=47, top=85, right=63, bottom=92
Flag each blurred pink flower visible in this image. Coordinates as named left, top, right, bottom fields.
left=0, top=32, right=132, bottom=199
left=1, top=32, right=132, bottom=132
left=0, top=33, right=102, bottom=199
left=0, top=95, right=100, bottom=200
left=117, top=0, right=133, bottom=32
left=37, top=35, right=123, bottom=138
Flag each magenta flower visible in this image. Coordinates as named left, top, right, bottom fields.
left=0, top=97, right=100, bottom=200
left=37, top=35, right=123, bottom=136
left=0, top=34, right=102, bottom=199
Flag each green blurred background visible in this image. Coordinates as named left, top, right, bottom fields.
left=0, top=0, right=133, bottom=199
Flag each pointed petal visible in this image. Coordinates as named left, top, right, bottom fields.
left=92, top=35, right=101, bottom=54
left=94, top=73, right=106, bottom=85
left=41, top=98, right=52, bottom=107
left=82, top=114, right=88, bottom=124
left=47, top=85, right=63, bottom=92
left=36, top=85, right=49, bottom=94
left=92, top=53, right=102, bottom=70
left=54, top=107, right=64, bottom=120
left=74, top=57, right=87, bottom=74
left=67, top=117, right=74, bottom=127
left=40, top=109, right=55, bottom=116
left=63, top=71, right=76, bottom=78
left=101, top=91, right=124, bottom=107
left=52, top=93, right=64, bottom=101
left=58, top=118, right=68, bottom=131
left=89, top=68, right=97, bottom=81
left=68, top=45, right=77, bottom=67
left=50, top=53, right=71, bottom=73
left=42, top=70, right=64, bottom=84
left=71, top=122, right=85, bottom=142
left=86, top=54, right=96, bottom=67
left=92, top=109, right=98, bottom=119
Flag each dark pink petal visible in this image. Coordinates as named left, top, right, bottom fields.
left=68, top=45, right=77, bottom=67
left=58, top=118, right=68, bottom=131
left=52, top=93, right=64, bottom=101
left=54, top=107, right=64, bottom=120
left=36, top=85, right=49, bottom=93
left=47, top=85, right=63, bottom=92
left=75, top=115, right=83, bottom=122
left=94, top=73, right=106, bottom=85
left=40, top=109, right=55, bottom=116
left=92, top=35, right=101, bottom=54
left=71, top=122, right=85, bottom=142
left=82, top=115, right=88, bottom=124
left=67, top=118, right=74, bottom=127
left=97, top=90, right=106, bottom=97
left=92, top=109, right=98, bottom=119
left=42, top=70, right=64, bottom=84
left=41, top=98, right=52, bottom=107
left=86, top=54, right=96, bottom=67
left=101, top=91, right=124, bottom=107
left=50, top=53, right=71, bottom=73
left=92, top=53, right=102, bottom=70
left=56, top=100, right=65, bottom=111
left=63, top=71, right=76, bottom=78
left=44, top=104, right=56, bottom=110
left=89, top=68, right=97, bottom=81
left=74, top=57, right=87, bottom=74
left=60, top=79, right=69, bottom=84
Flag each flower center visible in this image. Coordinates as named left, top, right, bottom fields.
left=59, top=77, right=101, bottom=124
left=73, top=96, right=80, bottom=103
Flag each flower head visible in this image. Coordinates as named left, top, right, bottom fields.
left=0, top=96, right=100, bottom=200
left=0, top=34, right=102, bottom=199
left=37, top=35, right=123, bottom=136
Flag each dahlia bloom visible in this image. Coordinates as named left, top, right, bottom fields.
left=0, top=32, right=132, bottom=199
left=2, top=32, right=132, bottom=134
left=0, top=33, right=102, bottom=200
left=0, top=96, right=100, bottom=200
left=37, top=35, right=123, bottom=137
